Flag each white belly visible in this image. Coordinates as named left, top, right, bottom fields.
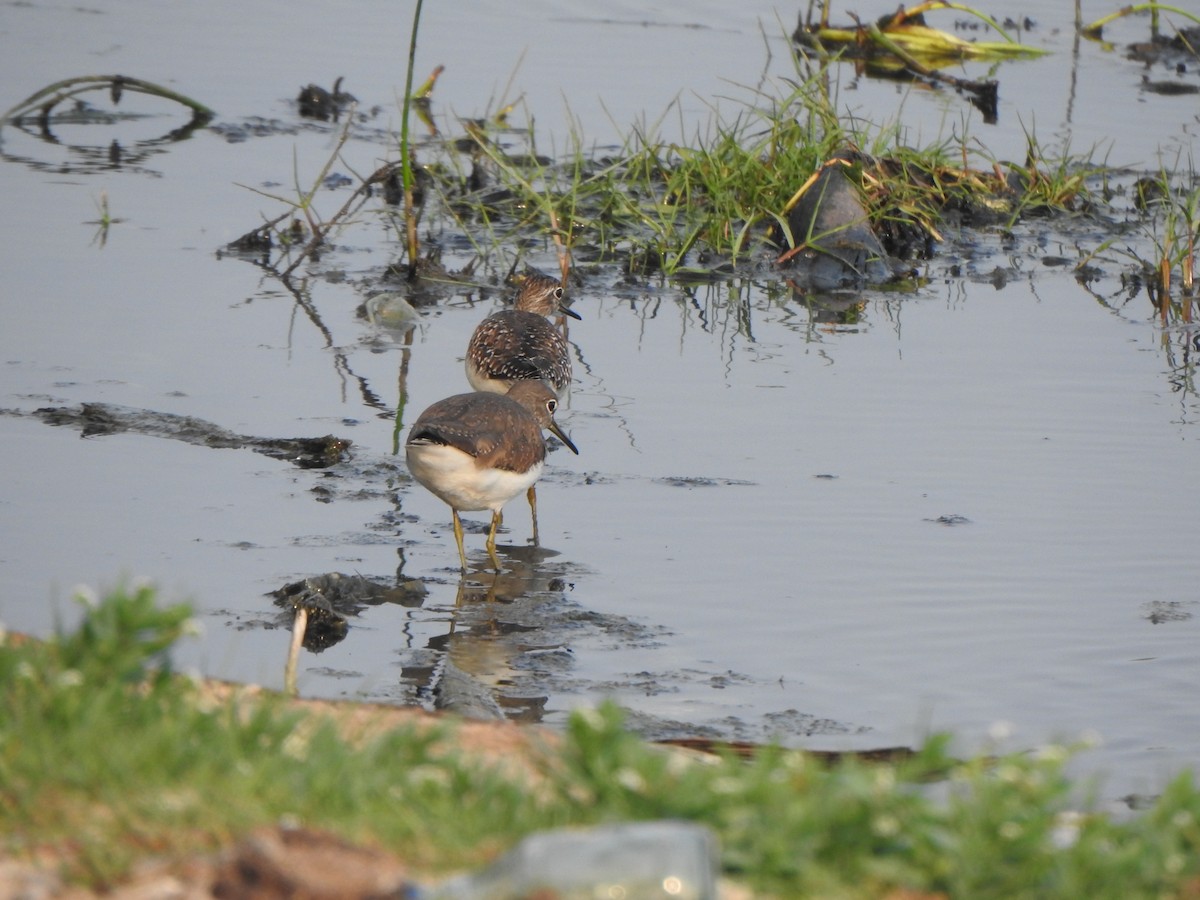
left=406, top=443, right=543, bottom=513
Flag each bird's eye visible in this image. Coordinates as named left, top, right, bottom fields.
left=547, top=399, right=558, bottom=414
left=552, top=287, right=564, bottom=300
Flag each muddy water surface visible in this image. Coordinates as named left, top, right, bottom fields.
left=1, top=0, right=1198, bottom=810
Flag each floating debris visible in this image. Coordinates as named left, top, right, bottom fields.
left=296, top=76, right=356, bottom=121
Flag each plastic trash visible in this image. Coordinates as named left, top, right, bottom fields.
left=428, top=820, right=719, bottom=900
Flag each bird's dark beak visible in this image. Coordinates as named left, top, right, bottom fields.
left=547, top=420, right=579, bottom=455
left=560, top=305, right=582, bottom=321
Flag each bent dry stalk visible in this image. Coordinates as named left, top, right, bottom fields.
left=0, top=75, right=214, bottom=126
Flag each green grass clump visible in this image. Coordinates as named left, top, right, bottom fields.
left=447, top=76, right=846, bottom=272
left=232, top=17, right=1100, bottom=285
left=407, top=63, right=1095, bottom=281
left=0, top=586, right=542, bottom=885
left=3, top=586, right=1200, bottom=896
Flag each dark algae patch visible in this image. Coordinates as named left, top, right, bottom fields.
left=33, top=403, right=352, bottom=469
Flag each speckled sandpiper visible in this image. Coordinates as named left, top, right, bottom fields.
left=465, top=269, right=581, bottom=399
left=405, top=379, right=579, bottom=571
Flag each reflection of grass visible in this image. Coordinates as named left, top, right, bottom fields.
left=85, top=189, right=125, bottom=248
left=5, top=586, right=1200, bottom=895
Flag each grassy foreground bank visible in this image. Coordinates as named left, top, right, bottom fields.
left=2, top=586, right=1199, bottom=897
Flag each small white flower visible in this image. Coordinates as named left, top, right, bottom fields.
left=615, top=768, right=646, bottom=792
left=873, top=814, right=900, bottom=837
left=710, top=776, right=742, bottom=796
left=1035, top=743, right=1069, bottom=764
left=996, top=764, right=1023, bottom=784
left=665, top=752, right=693, bottom=777
left=783, top=752, right=808, bottom=772
left=874, top=768, right=896, bottom=792
left=1051, top=811, right=1085, bottom=848
left=405, top=766, right=451, bottom=788
left=181, top=618, right=205, bottom=638
left=281, top=730, right=310, bottom=761
left=987, top=720, right=1015, bottom=741
left=576, top=707, right=605, bottom=730
left=72, top=584, right=99, bottom=608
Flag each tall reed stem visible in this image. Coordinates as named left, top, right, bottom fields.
left=400, top=0, right=425, bottom=280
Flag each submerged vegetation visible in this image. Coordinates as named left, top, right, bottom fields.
left=3, top=586, right=1200, bottom=895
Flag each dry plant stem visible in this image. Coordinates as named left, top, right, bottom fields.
left=893, top=1, right=1020, bottom=43
left=279, top=180, right=372, bottom=278
left=404, top=173, right=420, bottom=281
left=547, top=207, right=572, bottom=286
left=278, top=111, right=359, bottom=278
left=776, top=157, right=851, bottom=263
left=1082, top=3, right=1200, bottom=36
left=1185, top=235, right=1195, bottom=294
left=285, top=606, right=308, bottom=696
left=468, top=132, right=574, bottom=279
left=0, top=74, right=214, bottom=124
left=777, top=244, right=808, bottom=265
left=1161, top=256, right=1172, bottom=323
left=782, top=163, right=833, bottom=215
left=863, top=20, right=996, bottom=97
left=1183, top=236, right=1193, bottom=322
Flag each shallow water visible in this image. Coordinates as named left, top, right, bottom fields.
left=1, top=0, right=1198, bottom=810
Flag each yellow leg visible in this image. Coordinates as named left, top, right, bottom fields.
left=451, top=509, right=468, bottom=572
left=527, top=485, right=539, bottom=545
left=485, top=510, right=503, bottom=572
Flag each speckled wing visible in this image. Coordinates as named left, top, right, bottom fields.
left=465, top=310, right=572, bottom=396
